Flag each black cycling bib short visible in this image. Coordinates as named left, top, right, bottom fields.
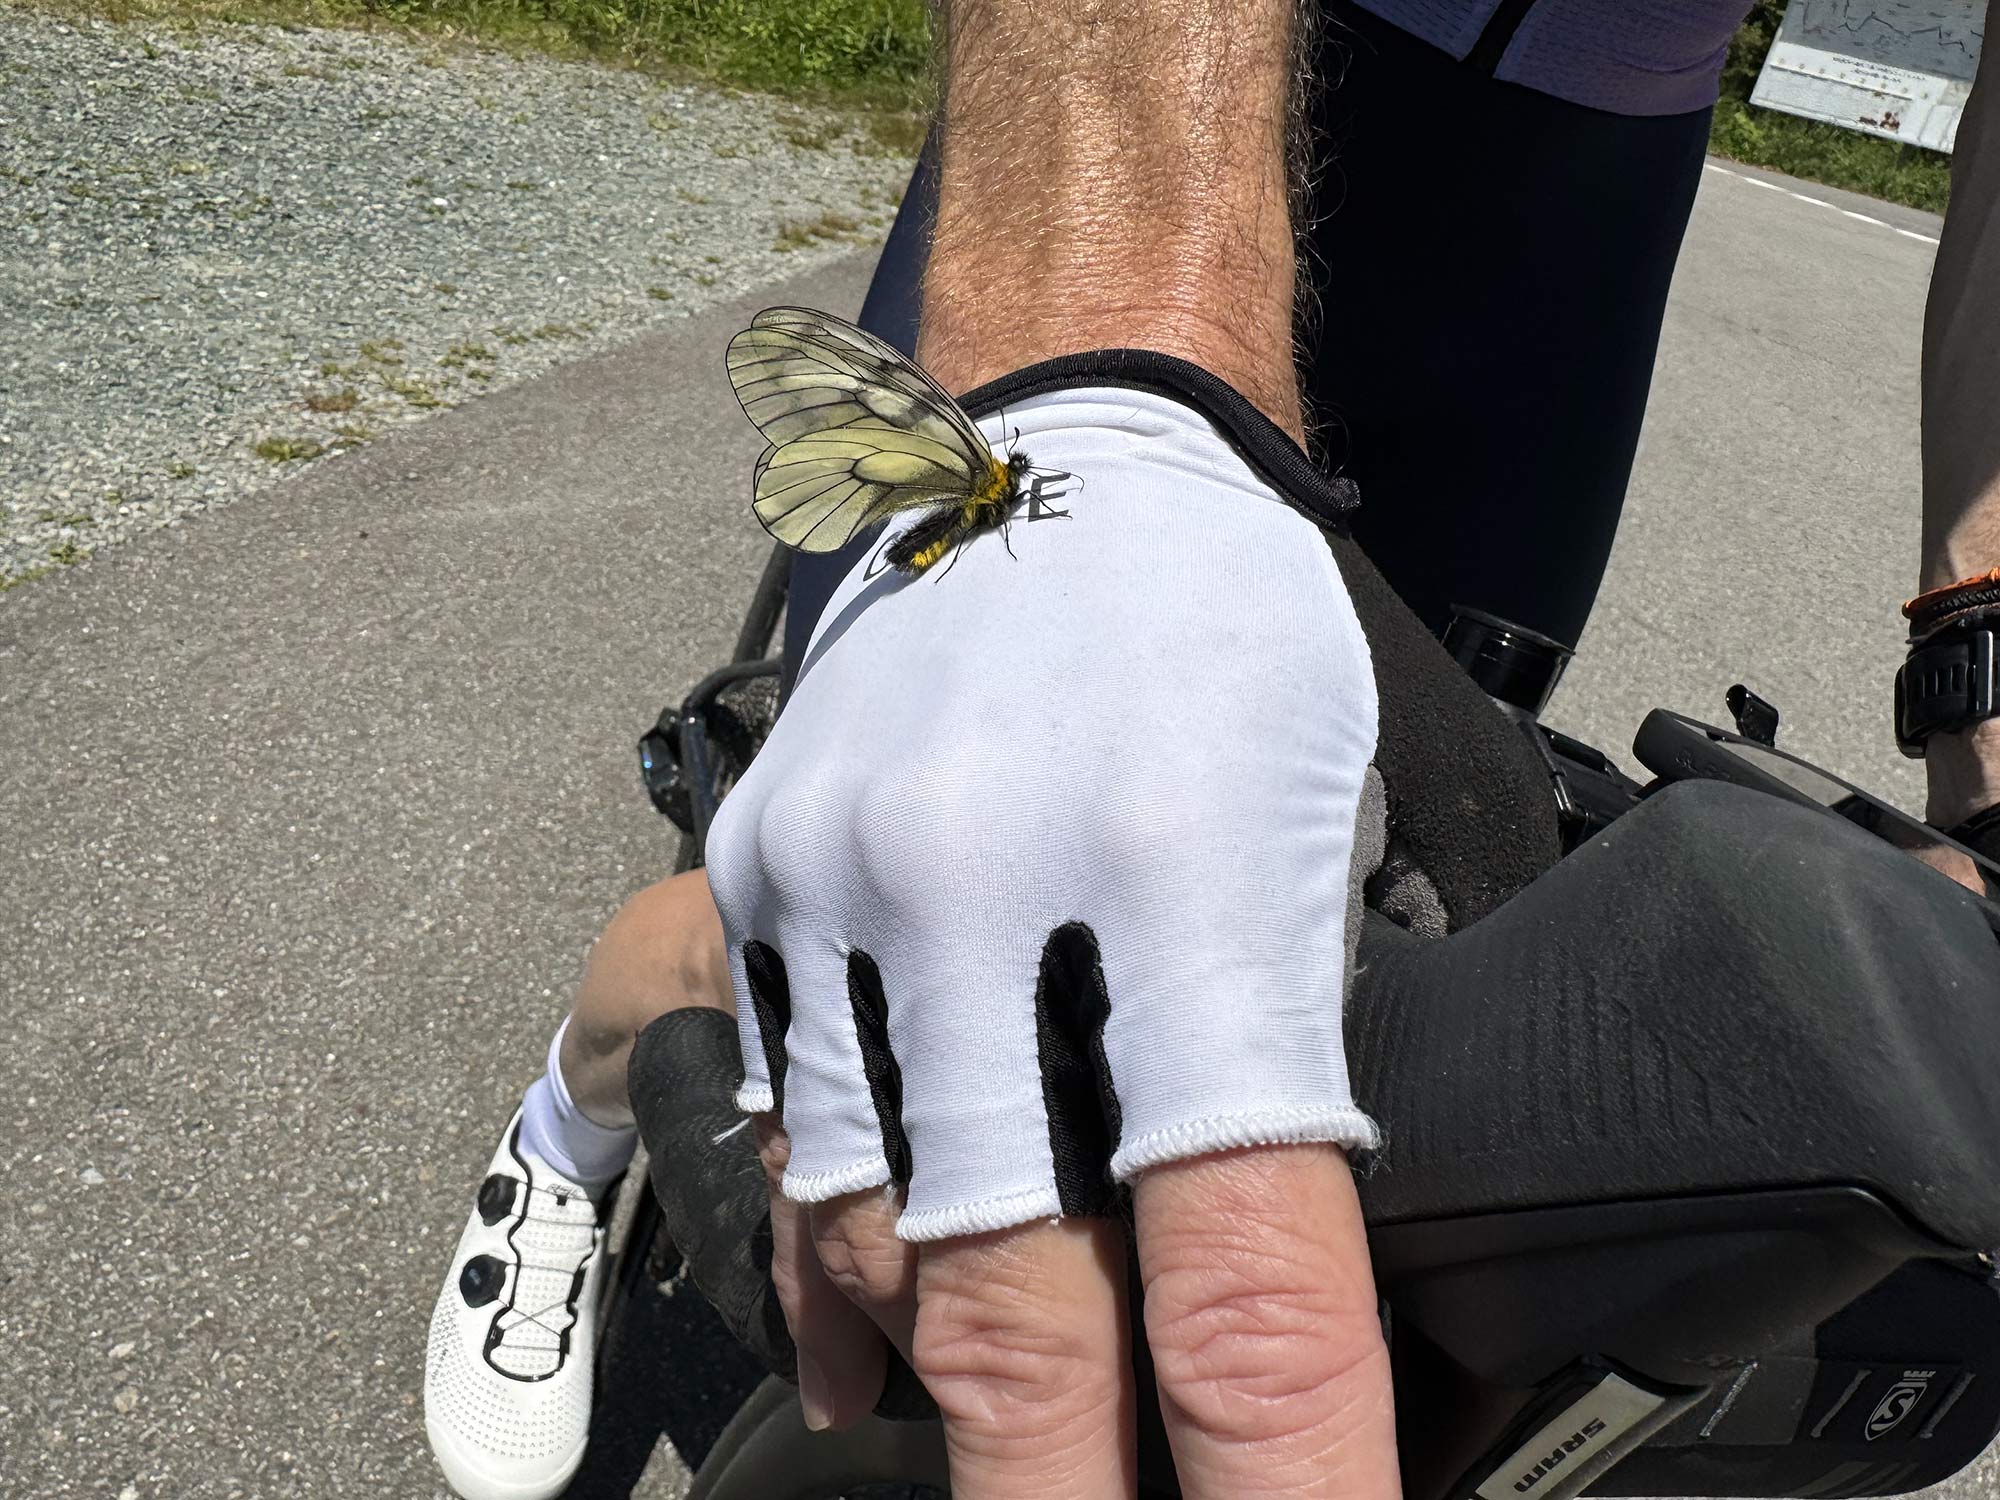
left=784, top=0, right=1753, bottom=675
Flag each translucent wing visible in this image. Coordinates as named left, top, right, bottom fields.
left=726, top=306, right=990, bottom=457
left=729, top=307, right=1004, bottom=555
left=753, top=427, right=983, bottom=553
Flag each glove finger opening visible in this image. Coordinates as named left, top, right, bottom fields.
left=1034, top=922, right=1121, bottom=1217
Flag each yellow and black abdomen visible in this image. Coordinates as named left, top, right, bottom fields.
left=885, top=457, right=1021, bottom=576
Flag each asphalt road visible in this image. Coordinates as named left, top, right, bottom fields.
left=1, top=162, right=1987, bottom=1500
left=1547, top=161, right=1944, bottom=805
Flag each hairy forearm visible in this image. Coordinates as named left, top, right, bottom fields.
left=1919, top=27, right=2000, bottom=822
left=918, top=0, right=1306, bottom=436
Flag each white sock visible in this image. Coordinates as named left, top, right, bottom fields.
left=516, top=1018, right=636, bottom=1193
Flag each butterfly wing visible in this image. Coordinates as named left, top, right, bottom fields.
left=729, top=307, right=991, bottom=454
left=753, top=426, right=982, bottom=553
left=727, top=307, right=1001, bottom=555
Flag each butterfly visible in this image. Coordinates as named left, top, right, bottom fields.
left=726, top=307, right=1044, bottom=576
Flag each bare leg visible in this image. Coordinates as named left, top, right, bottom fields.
left=424, top=869, right=732, bottom=1491
left=556, top=867, right=733, bottom=1129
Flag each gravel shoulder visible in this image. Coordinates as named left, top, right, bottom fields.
left=0, top=252, right=877, bottom=1500
left=0, top=1, right=909, bottom=588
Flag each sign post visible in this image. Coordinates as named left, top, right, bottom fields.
left=1751, top=1, right=1984, bottom=153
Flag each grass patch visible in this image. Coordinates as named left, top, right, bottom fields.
left=255, top=435, right=327, bottom=461
left=42, top=0, right=934, bottom=125
left=778, top=108, right=842, bottom=151
left=380, top=372, right=443, bottom=406
left=0, top=565, right=54, bottom=594
left=168, top=460, right=197, bottom=479
left=773, top=208, right=861, bottom=251
left=1711, top=3, right=1952, bottom=214
left=437, top=341, right=495, bottom=367
left=48, top=541, right=92, bottom=566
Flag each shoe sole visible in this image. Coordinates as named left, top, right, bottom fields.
left=425, top=1403, right=589, bottom=1500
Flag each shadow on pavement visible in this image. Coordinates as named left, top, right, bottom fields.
left=568, top=1267, right=768, bottom=1498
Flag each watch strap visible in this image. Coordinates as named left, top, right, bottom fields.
left=1896, top=624, right=2000, bottom=757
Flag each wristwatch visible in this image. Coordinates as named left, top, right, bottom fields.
left=1895, top=615, right=2000, bottom=758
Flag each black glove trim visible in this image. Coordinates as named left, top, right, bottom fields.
left=958, top=349, right=1360, bottom=534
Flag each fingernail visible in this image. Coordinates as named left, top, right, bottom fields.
left=797, top=1348, right=833, bottom=1432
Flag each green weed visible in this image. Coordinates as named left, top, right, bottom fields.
left=772, top=208, right=860, bottom=251
left=255, top=435, right=325, bottom=462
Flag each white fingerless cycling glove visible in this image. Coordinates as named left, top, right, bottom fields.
left=704, top=355, right=1381, bottom=1241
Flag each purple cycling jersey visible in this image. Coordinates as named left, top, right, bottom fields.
left=1353, top=0, right=1754, bottom=115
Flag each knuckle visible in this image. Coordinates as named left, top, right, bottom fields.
left=854, top=757, right=963, bottom=845
left=1144, top=1221, right=1385, bottom=1442
left=845, top=747, right=1094, bottom=920
left=700, top=801, right=757, bottom=919
left=912, top=1256, right=1116, bottom=1432
left=753, top=788, right=825, bottom=901
left=811, top=1201, right=913, bottom=1311
left=1145, top=1280, right=1383, bottom=1440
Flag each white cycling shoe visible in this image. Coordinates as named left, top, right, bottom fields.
left=424, top=1109, right=613, bottom=1500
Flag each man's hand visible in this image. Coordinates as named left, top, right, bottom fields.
left=705, top=386, right=1395, bottom=1496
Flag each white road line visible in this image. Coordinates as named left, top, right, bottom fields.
left=1701, top=160, right=1942, bottom=246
